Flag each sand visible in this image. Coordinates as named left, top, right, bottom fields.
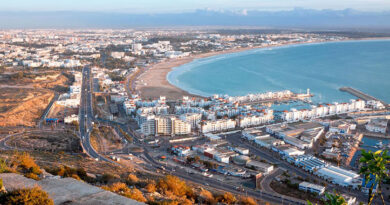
left=135, top=46, right=265, bottom=100
left=134, top=38, right=390, bottom=100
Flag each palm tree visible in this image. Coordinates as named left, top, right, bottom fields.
left=359, top=149, right=390, bottom=205
left=307, top=192, right=347, bottom=205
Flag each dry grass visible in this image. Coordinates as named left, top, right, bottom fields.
left=90, top=126, right=123, bottom=153
left=0, top=88, right=54, bottom=127
left=7, top=130, right=81, bottom=152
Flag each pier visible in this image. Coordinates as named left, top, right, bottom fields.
left=339, top=87, right=388, bottom=108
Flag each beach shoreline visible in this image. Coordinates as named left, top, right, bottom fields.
left=134, top=37, right=390, bottom=100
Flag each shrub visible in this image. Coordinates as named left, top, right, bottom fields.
left=157, top=175, right=191, bottom=197
left=127, top=174, right=139, bottom=184
left=199, top=189, right=215, bottom=204
left=239, top=196, right=257, bottom=205
left=0, top=158, right=9, bottom=173
left=101, top=173, right=116, bottom=184
left=71, top=174, right=81, bottom=181
left=145, top=182, right=157, bottom=193
left=24, top=173, right=40, bottom=180
left=217, top=192, right=236, bottom=205
left=127, top=188, right=147, bottom=202
left=29, top=166, right=42, bottom=175
left=179, top=198, right=193, bottom=205
left=102, top=182, right=146, bottom=202
left=149, top=200, right=179, bottom=205
left=11, top=152, right=41, bottom=175
left=0, top=186, right=53, bottom=205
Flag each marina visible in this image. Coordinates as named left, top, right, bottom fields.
left=339, top=87, right=389, bottom=108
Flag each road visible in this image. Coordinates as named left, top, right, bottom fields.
left=92, top=117, right=306, bottom=204
left=79, top=67, right=379, bottom=204
left=260, top=168, right=285, bottom=193
left=225, top=133, right=389, bottom=204
left=141, top=146, right=306, bottom=205
left=79, top=66, right=111, bottom=163
left=38, top=92, right=59, bottom=128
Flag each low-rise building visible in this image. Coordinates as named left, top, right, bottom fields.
left=246, top=160, right=274, bottom=174
left=299, top=182, right=325, bottom=195
left=365, top=119, right=388, bottom=134
left=64, top=114, right=79, bottom=124
left=201, top=119, right=236, bottom=133
left=314, top=165, right=361, bottom=188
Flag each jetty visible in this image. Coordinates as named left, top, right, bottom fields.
left=339, top=87, right=388, bottom=108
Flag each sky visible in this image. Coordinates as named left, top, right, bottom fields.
left=1, top=0, right=390, bottom=13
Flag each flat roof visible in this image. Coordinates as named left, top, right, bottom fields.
left=299, top=181, right=325, bottom=191
left=255, top=136, right=281, bottom=144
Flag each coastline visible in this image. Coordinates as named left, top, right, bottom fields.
left=134, top=37, right=390, bottom=100
left=135, top=45, right=265, bottom=100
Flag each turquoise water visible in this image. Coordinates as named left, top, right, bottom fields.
left=350, top=136, right=389, bottom=167
left=168, top=40, right=390, bottom=104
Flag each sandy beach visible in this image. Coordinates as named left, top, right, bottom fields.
left=134, top=38, right=390, bottom=100
left=135, top=46, right=268, bottom=100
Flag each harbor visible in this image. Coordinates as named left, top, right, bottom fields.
left=339, top=87, right=389, bottom=108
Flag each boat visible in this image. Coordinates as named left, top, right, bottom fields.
left=376, top=141, right=383, bottom=148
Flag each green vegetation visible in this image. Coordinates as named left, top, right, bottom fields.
left=359, top=149, right=390, bottom=205
left=307, top=192, right=347, bottom=205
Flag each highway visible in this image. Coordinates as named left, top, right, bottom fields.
left=79, top=66, right=111, bottom=163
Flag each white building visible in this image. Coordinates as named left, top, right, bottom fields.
left=132, top=43, right=143, bottom=52
left=365, top=119, right=388, bottom=134
left=238, top=110, right=274, bottom=128
left=64, top=114, right=79, bottom=124
left=180, top=113, right=202, bottom=129
left=366, top=100, right=385, bottom=110
left=201, top=119, right=236, bottom=133
left=123, top=100, right=137, bottom=115
left=315, top=165, right=361, bottom=188
left=281, top=100, right=365, bottom=122
left=246, top=160, right=274, bottom=174
left=141, top=115, right=156, bottom=136
left=299, top=182, right=325, bottom=195
left=111, top=52, right=125, bottom=59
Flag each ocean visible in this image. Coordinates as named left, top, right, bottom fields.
left=167, top=39, right=390, bottom=105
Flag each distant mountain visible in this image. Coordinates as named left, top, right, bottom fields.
left=1, top=8, right=390, bottom=30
